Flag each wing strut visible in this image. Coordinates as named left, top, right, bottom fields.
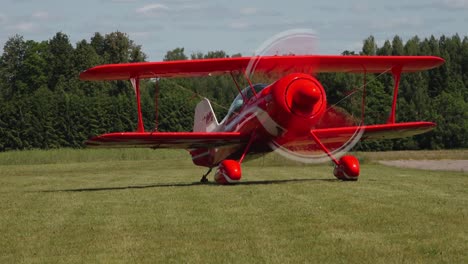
left=130, top=78, right=145, bottom=132
left=309, top=130, right=339, bottom=165
left=243, top=72, right=258, bottom=98
left=388, top=66, right=402, bottom=124
left=361, top=70, right=367, bottom=123
left=239, top=133, right=257, bottom=163
left=154, top=78, right=160, bottom=131
left=230, top=72, right=247, bottom=101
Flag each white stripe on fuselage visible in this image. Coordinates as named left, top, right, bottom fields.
left=191, top=150, right=210, bottom=160
left=224, top=102, right=285, bottom=137
left=198, top=100, right=286, bottom=165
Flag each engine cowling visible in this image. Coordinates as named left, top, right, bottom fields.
left=333, top=155, right=360, bottom=181
left=214, top=160, right=242, bottom=184
left=268, top=73, right=327, bottom=135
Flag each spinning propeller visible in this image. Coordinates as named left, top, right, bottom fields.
left=245, top=29, right=364, bottom=179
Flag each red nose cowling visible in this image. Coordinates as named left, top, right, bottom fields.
left=269, top=73, right=326, bottom=135
left=285, top=78, right=322, bottom=117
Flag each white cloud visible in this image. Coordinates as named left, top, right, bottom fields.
left=32, top=11, right=50, bottom=20
left=442, top=0, right=468, bottom=9
left=129, top=31, right=152, bottom=39
left=9, top=22, right=36, bottom=32
left=352, top=2, right=370, bottom=13
left=179, top=4, right=201, bottom=10
left=136, top=4, right=169, bottom=15
left=240, top=7, right=257, bottom=15
left=0, top=14, right=6, bottom=24
left=370, top=17, right=424, bottom=30
left=229, top=21, right=250, bottom=29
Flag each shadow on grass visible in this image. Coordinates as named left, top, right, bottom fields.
left=42, top=178, right=337, bottom=192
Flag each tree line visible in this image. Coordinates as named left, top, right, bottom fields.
left=0, top=32, right=467, bottom=151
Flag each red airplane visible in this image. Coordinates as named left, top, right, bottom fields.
left=80, top=55, right=444, bottom=184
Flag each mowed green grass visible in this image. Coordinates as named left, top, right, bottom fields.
left=0, top=149, right=467, bottom=263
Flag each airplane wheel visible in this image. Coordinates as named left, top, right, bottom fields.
left=214, top=160, right=242, bottom=184
left=333, top=155, right=360, bottom=181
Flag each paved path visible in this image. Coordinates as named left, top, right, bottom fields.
left=379, top=160, right=468, bottom=173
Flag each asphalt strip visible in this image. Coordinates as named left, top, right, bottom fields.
left=379, top=160, right=468, bottom=173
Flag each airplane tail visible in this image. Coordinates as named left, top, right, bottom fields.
left=193, top=98, right=219, bottom=132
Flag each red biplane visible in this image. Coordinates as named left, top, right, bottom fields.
left=80, top=55, right=444, bottom=184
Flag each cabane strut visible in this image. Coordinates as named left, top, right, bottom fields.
left=130, top=78, right=145, bottom=132
left=388, top=66, right=402, bottom=124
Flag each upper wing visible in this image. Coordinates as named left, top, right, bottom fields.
left=313, top=122, right=436, bottom=144
left=80, top=55, right=444, bottom=81
left=86, top=132, right=249, bottom=149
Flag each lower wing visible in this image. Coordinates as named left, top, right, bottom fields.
left=86, top=132, right=249, bottom=149
left=86, top=122, right=434, bottom=150
left=313, top=121, right=436, bottom=144
left=274, top=122, right=436, bottom=155
left=271, top=122, right=435, bottom=154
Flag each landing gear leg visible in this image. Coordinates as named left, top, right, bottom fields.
left=214, top=133, right=256, bottom=184
left=200, top=167, right=212, bottom=183
left=310, top=130, right=360, bottom=180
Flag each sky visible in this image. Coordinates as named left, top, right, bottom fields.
left=0, top=0, right=467, bottom=60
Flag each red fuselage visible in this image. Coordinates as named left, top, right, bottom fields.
left=190, top=73, right=327, bottom=167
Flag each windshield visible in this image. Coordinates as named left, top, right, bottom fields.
left=222, top=83, right=268, bottom=123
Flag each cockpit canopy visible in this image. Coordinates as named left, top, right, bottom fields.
left=222, top=84, right=268, bottom=122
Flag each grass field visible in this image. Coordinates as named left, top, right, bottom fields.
left=0, top=149, right=467, bottom=263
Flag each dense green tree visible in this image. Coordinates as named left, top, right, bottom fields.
left=90, top=32, right=106, bottom=58
left=103, top=32, right=132, bottom=63
left=361, top=35, right=377, bottom=55
left=391, top=36, right=404, bottom=55
left=47, top=32, right=74, bottom=90
left=164, top=47, right=188, bottom=61
left=342, top=50, right=356, bottom=55
left=73, top=40, right=107, bottom=96
left=204, top=50, right=229, bottom=59
left=0, top=35, right=27, bottom=99
left=190, top=52, right=204, bottom=60
left=404, top=36, right=421, bottom=55
left=377, top=40, right=392, bottom=56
